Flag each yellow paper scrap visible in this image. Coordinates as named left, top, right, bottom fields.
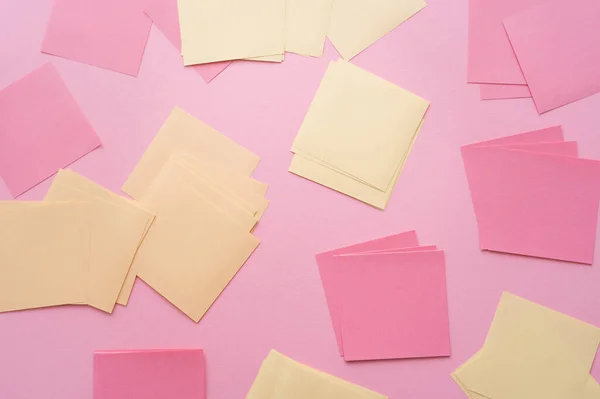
left=286, top=0, right=335, bottom=57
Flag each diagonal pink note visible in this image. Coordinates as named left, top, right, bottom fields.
left=144, top=0, right=232, bottom=83
left=480, top=84, right=531, bottom=100
left=503, top=0, right=600, bottom=113
left=334, top=251, right=450, bottom=361
left=94, top=349, right=206, bottom=399
left=462, top=126, right=564, bottom=149
left=0, top=63, right=101, bottom=197
left=41, top=0, right=151, bottom=77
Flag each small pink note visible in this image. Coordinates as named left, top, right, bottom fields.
left=0, top=63, right=101, bottom=197
left=334, top=251, right=450, bottom=361
left=93, top=349, right=206, bottom=399
left=503, top=0, right=600, bottom=113
left=480, top=84, right=531, bottom=100
left=144, top=0, right=232, bottom=82
left=41, top=0, right=152, bottom=77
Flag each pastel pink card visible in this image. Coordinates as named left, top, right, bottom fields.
left=0, top=63, right=101, bottom=197
left=503, top=0, right=600, bottom=113
left=462, top=146, right=600, bottom=264
left=93, top=349, right=206, bottom=399
left=144, top=0, right=232, bottom=82
left=468, top=0, right=544, bottom=84
left=334, top=251, right=450, bottom=361
left=462, top=125, right=564, bottom=148
left=41, top=0, right=152, bottom=77
left=480, top=84, right=531, bottom=100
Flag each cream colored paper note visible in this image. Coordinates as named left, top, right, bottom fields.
left=286, top=0, right=335, bottom=57
left=179, top=0, right=286, bottom=65
left=292, top=60, right=429, bottom=191
left=122, top=107, right=260, bottom=200
left=328, top=0, right=427, bottom=59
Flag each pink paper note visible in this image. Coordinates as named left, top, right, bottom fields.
left=144, top=0, right=232, bottom=82
left=480, top=84, right=531, bottom=100
left=0, top=63, right=101, bottom=197
left=503, top=0, right=600, bottom=113
left=462, top=146, right=600, bottom=264
left=41, top=0, right=152, bottom=77
left=484, top=141, right=578, bottom=157
left=93, top=349, right=206, bottom=399
left=468, top=0, right=544, bottom=84
left=462, top=126, right=564, bottom=148
left=316, top=231, right=420, bottom=356
left=334, top=251, right=450, bottom=361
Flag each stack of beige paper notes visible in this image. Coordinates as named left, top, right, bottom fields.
left=0, top=169, right=156, bottom=314
left=453, top=292, right=600, bottom=399
left=246, top=350, right=387, bottom=398
left=289, top=60, right=429, bottom=210
left=177, top=0, right=426, bottom=61
left=122, top=107, right=267, bottom=322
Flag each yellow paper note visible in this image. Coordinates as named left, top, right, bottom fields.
left=455, top=293, right=600, bottom=399
left=0, top=203, right=90, bottom=313
left=286, top=0, right=335, bottom=57
left=179, top=0, right=286, bottom=65
left=122, top=107, right=260, bottom=200
left=134, top=175, right=259, bottom=323
left=52, top=169, right=156, bottom=306
left=327, top=0, right=427, bottom=59
left=246, top=350, right=387, bottom=399
left=292, top=60, right=428, bottom=191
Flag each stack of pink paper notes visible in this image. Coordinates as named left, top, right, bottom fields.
left=461, top=125, right=600, bottom=264
left=316, top=230, right=451, bottom=362
left=469, top=0, right=600, bottom=113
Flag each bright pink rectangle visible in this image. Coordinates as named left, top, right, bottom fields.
left=503, top=0, right=600, bottom=113
left=41, top=0, right=152, bottom=77
left=93, top=349, right=206, bottom=399
left=0, top=63, right=101, bottom=197
left=480, top=84, right=531, bottom=100
left=334, top=251, right=450, bottom=361
left=144, top=0, right=232, bottom=82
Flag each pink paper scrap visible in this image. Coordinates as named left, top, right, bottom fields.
left=480, top=84, right=531, bottom=100
left=0, top=63, right=101, bottom=197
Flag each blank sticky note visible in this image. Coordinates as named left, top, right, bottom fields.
left=327, top=0, right=426, bottom=60
left=0, top=63, right=101, bottom=197
left=41, top=0, right=151, bottom=76
left=503, top=0, right=600, bottom=113
left=94, top=349, right=206, bottom=399
left=122, top=107, right=260, bottom=200
left=285, top=0, right=334, bottom=57
left=178, top=0, right=286, bottom=65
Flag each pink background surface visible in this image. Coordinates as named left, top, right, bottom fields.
left=2, top=1, right=600, bottom=398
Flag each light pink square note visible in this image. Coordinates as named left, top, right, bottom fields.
left=503, top=0, right=600, bottom=113
left=0, top=63, right=101, bottom=197
left=41, top=0, right=152, bottom=77
left=93, top=349, right=206, bottom=399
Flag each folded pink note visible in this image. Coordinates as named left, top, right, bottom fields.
left=144, top=0, right=232, bottom=82
left=468, top=0, right=544, bottom=84
left=462, top=146, right=600, bottom=264
left=0, top=63, right=101, bottom=197
left=503, top=0, right=600, bottom=113
left=480, top=84, right=531, bottom=100
left=94, top=349, right=206, bottom=399
left=41, top=0, right=152, bottom=77
left=334, top=251, right=450, bottom=361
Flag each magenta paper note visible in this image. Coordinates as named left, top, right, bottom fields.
left=316, top=231, right=419, bottom=355
left=503, top=0, right=600, bottom=114
left=41, top=0, right=152, bottom=77
left=462, top=146, right=600, bottom=264
left=144, top=0, right=232, bottom=82
left=335, top=251, right=450, bottom=361
left=0, top=63, right=101, bottom=197
left=93, top=349, right=206, bottom=399
left=468, top=0, right=544, bottom=84
left=480, top=84, right=531, bottom=100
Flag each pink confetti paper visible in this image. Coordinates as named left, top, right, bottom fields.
left=93, top=349, right=206, bottom=399
left=0, top=63, right=101, bottom=197
left=41, top=0, right=152, bottom=77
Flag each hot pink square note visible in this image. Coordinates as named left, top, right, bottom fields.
left=93, top=349, right=206, bottom=399
left=334, top=250, right=451, bottom=361
left=503, top=0, right=600, bottom=113
left=0, top=63, right=101, bottom=197
left=41, top=0, right=152, bottom=77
